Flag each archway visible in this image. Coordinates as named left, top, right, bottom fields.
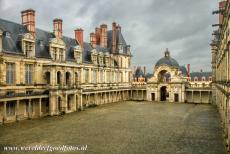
left=160, top=86, right=167, bottom=101
left=158, top=70, right=171, bottom=83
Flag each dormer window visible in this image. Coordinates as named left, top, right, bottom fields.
left=59, top=49, right=64, bottom=62
left=5, top=31, right=11, bottom=38
left=194, top=77, right=198, bottom=82
left=39, top=40, right=43, bottom=47
left=74, top=45, right=82, bottom=64
left=25, top=41, right=33, bottom=58
left=53, top=48, right=57, bottom=61
left=118, top=44, right=123, bottom=52
left=202, top=76, right=206, bottom=81
left=126, top=45, right=131, bottom=54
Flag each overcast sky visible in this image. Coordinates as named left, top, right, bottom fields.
left=0, top=0, right=219, bottom=73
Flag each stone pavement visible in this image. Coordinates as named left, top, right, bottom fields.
left=0, top=101, right=226, bottom=154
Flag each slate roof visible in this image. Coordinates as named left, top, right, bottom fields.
left=155, top=56, right=179, bottom=68
left=180, top=66, right=188, bottom=76
left=0, top=18, right=130, bottom=63
left=190, top=72, right=212, bottom=81
left=133, top=67, right=145, bottom=78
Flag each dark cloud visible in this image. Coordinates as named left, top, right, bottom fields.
left=0, top=0, right=218, bottom=73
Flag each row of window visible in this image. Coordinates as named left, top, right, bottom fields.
left=188, top=77, right=212, bottom=82
left=6, top=63, right=33, bottom=85
left=83, top=69, right=130, bottom=84
left=5, top=101, right=33, bottom=116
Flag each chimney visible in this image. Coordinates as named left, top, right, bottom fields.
left=75, top=28, right=84, bottom=49
left=219, top=1, right=226, bottom=24
left=187, top=64, right=190, bottom=77
left=116, top=24, right=121, bottom=32
left=143, top=66, right=146, bottom=75
left=90, top=32, right=96, bottom=48
left=21, top=9, right=36, bottom=37
left=53, top=19, right=63, bottom=38
left=100, top=24, right=108, bottom=48
left=112, top=22, right=117, bottom=53
left=95, top=27, right=101, bottom=45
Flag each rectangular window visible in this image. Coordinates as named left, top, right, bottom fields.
left=53, top=48, right=57, bottom=61
left=92, top=70, right=97, bottom=84
left=85, top=69, right=89, bottom=83
left=59, top=49, right=64, bottom=62
left=6, top=63, right=15, bottom=84
left=6, top=102, right=15, bottom=116
left=25, top=42, right=33, bottom=57
left=100, top=71, right=103, bottom=83
left=25, top=64, right=33, bottom=84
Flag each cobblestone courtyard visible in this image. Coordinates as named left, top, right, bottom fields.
left=0, top=101, right=226, bottom=154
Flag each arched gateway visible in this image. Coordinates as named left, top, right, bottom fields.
left=146, top=49, right=187, bottom=102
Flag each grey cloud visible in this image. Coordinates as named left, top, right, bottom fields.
left=0, top=0, right=218, bottom=73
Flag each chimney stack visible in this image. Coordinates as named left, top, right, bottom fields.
left=100, top=24, right=108, bottom=48
left=112, top=22, right=117, bottom=54
left=21, top=9, right=36, bottom=37
left=219, top=1, right=226, bottom=24
left=95, top=27, right=101, bottom=45
left=75, top=28, right=84, bottom=49
left=90, top=32, right=96, bottom=48
left=187, top=64, right=190, bottom=77
left=143, top=66, right=146, bottom=75
left=53, top=19, right=63, bottom=38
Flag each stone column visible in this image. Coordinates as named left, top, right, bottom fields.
left=73, top=94, right=77, bottom=111
left=200, top=91, right=202, bottom=103
left=3, top=101, right=7, bottom=121
left=39, top=98, right=42, bottom=117
left=192, top=91, right=194, bottom=103
left=79, top=92, right=83, bottom=110
left=142, top=90, right=144, bottom=100
left=28, top=99, right=31, bottom=118
left=16, top=100, right=19, bottom=117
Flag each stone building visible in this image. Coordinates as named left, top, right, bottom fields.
left=211, top=0, right=230, bottom=149
left=0, top=9, right=132, bottom=123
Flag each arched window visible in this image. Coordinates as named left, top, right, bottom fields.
left=66, top=72, right=71, bottom=85
left=45, top=72, right=51, bottom=84
left=57, top=71, right=61, bottom=85
left=58, top=97, right=61, bottom=112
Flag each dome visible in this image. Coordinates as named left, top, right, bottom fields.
left=155, top=49, right=179, bottom=68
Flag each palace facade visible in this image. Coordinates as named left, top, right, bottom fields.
left=0, top=9, right=133, bottom=123
left=133, top=49, right=212, bottom=103
left=211, top=0, right=230, bottom=150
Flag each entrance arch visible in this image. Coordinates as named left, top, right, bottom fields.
left=160, top=86, right=167, bottom=101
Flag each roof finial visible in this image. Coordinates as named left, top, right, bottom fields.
left=165, top=48, right=170, bottom=57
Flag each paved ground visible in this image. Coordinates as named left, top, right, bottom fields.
left=0, top=101, right=226, bottom=154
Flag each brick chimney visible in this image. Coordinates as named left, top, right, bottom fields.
left=21, top=9, right=36, bottom=37
left=187, top=64, right=190, bottom=77
left=90, top=32, right=96, bottom=48
left=53, top=19, right=63, bottom=38
left=100, top=24, right=107, bottom=48
left=219, top=1, right=226, bottom=24
left=95, top=27, right=101, bottom=45
left=112, top=22, right=117, bottom=53
left=75, top=28, right=84, bottom=49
